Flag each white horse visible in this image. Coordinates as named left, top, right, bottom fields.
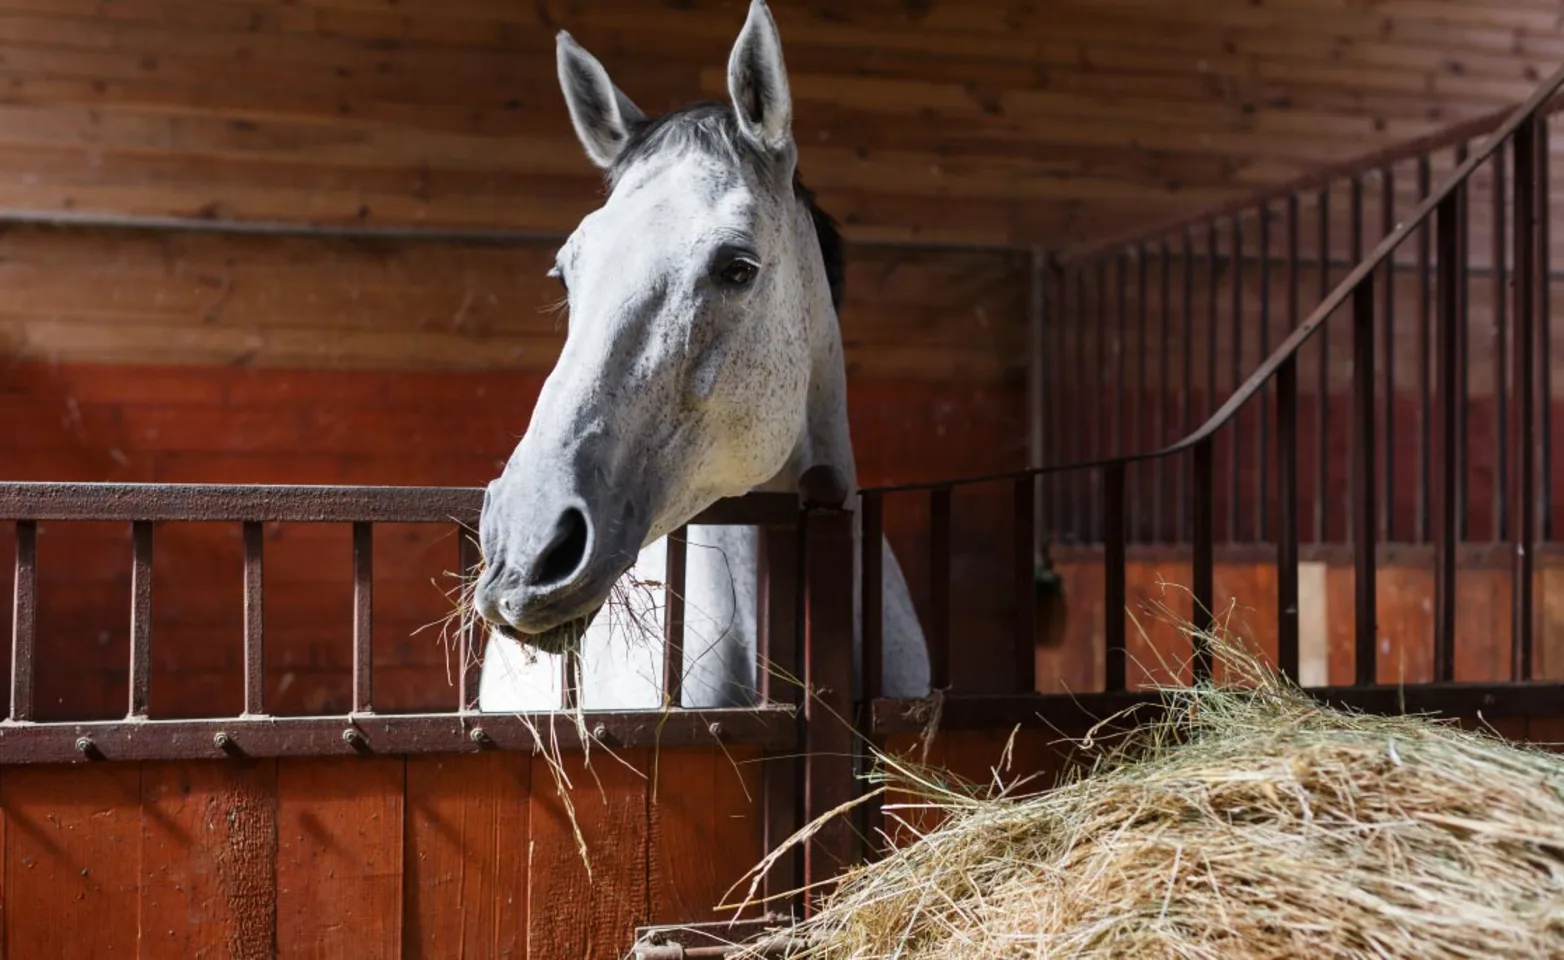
left=472, top=0, right=931, bottom=711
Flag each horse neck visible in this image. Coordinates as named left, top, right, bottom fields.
left=755, top=202, right=858, bottom=502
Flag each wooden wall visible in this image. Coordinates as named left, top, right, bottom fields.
left=0, top=0, right=1554, bottom=249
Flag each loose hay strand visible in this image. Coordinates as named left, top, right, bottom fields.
left=776, top=609, right=1564, bottom=960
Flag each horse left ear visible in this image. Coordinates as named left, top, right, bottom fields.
left=727, top=0, right=793, bottom=157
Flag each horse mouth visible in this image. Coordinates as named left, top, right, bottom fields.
left=488, top=605, right=603, bottom=656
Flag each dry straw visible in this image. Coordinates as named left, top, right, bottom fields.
left=760, top=608, right=1564, bottom=960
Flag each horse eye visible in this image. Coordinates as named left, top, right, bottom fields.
left=716, top=259, right=759, bottom=287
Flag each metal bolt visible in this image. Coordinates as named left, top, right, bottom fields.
left=707, top=721, right=724, bottom=740
left=469, top=727, right=489, bottom=745
left=342, top=728, right=365, bottom=746
left=75, top=736, right=95, bottom=757
left=213, top=732, right=232, bottom=750
left=592, top=722, right=609, bottom=741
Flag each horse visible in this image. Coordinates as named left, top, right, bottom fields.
left=472, top=0, right=931, bottom=711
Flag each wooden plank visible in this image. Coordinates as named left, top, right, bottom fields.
left=138, top=759, right=278, bottom=960
left=402, top=753, right=530, bottom=959
left=3, top=764, right=141, bottom=958
left=276, top=757, right=404, bottom=959
left=526, top=746, right=649, bottom=959
left=648, top=745, right=765, bottom=926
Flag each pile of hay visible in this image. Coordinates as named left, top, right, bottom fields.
left=767, top=632, right=1564, bottom=959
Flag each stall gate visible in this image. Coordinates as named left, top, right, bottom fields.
left=8, top=47, right=1564, bottom=960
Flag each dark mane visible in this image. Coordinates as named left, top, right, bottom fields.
left=606, top=101, right=846, bottom=311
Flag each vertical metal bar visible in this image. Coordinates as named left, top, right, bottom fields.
left=1513, top=118, right=1538, bottom=681
left=1229, top=214, right=1243, bottom=542
left=457, top=527, right=481, bottom=712
left=1352, top=277, right=1379, bottom=687
left=1258, top=203, right=1271, bottom=541
left=1191, top=439, right=1215, bottom=681
left=128, top=520, right=153, bottom=718
left=1095, top=262, right=1109, bottom=540
left=861, top=494, right=884, bottom=703
left=1013, top=477, right=1036, bottom=693
left=1158, top=241, right=1173, bottom=541
left=352, top=521, right=373, bottom=714
left=756, top=518, right=801, bottom=905
left=1538, top=116, right=1553, bottom=542
left=1182, top=230, right=1196, bottom=541
left=1457, top=141, right=1472, bottom=542
left=1074, top=269, right=1089, bottom=541
left=1135, top=246, right=1148, bottom=540
left=1381, top=167, right=1396, bottom=542
left=663, top=527, right=688, bottom=706
left=1208, top=221, right=1220, bottom=540
left=801, top=504, right=857, bottom=887
left=1317, top=186, right=1331, bottom=543
left=1495, top=143, right=1511, bottom=542
left=1103, top=465, right=1127, bottom=692
left=1434, top=192, right=1461, bottom=681
left=1347, top=176, right=1364, bottom=546
left=928, top=488, right=952, bottom=691
left=243, top=521, right=265, bottom=716
left=1277, top=355, right=1301, bottom=682
left=1418, top=156, right=1434, bottom=543
left=561, top=651, right=579, bottom=710
left=10, top=520, right=36, bottom=722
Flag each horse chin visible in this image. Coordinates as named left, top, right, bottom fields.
left=496, top=604, right=603, bottom=656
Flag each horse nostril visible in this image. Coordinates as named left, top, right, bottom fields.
left=530, top=507, right=590, bottom=587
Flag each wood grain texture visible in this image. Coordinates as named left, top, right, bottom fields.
left=138, top=759, right=278, bottom=960
left=526, top=747, right=650, bottom=960
left=2, top=764, right=141, bottom=958
left=276, top=757, right=404, bottom=960
left=648, top=745, right=765, bottom=926
left=403, top=753, right=530, bottom=959
left=0, top=0, right=1553, bottom=246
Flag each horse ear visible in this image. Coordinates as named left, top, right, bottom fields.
left=556, top=31, right=646, bottom=169
left=727, top=0, right=793, bottom=156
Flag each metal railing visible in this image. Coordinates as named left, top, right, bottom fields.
left=859, top=61, right=1564, bottom=735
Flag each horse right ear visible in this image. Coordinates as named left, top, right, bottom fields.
left=556, top=31, right=646, bottom=170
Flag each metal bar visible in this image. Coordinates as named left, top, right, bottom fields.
left=1457, top=141, right=1472, bottom=542
left=1435, top=192, right=1462, bottom=682
left=1075, top=269, right=1090, bottom=541
left=1117, top=252, right=1129, bottom=465
left=1135, top=246, right=1148, bottom=540
left=1103, top=465, right=1127, bottom=692
left=458, top=527, right=482, bottom=712
left=0, top=484, right=797, bottom=527
left=800, top=501, right=857, bottom=895
left=0, top=707, right=800, bottom=764
left=128, top=520, right=153, bottom=719
left=1096, top=261, right=1109, bottom=539
left=929, top=488, right=952, bottom=690
left=1352, top=276, right=1379, bottom=687
left=1317, top=186, right=1331, bottom=543
left=1208, top=221, right=1219, bottom=541
left=1538, top=116, right=1554, bottom=541
left=1158, top=241, right=1173, bottom=541
left=1192, top=438, right=1215, bottom=681
left=1382, top=167, right=1396, bottom=542
left=861, top=494, right=884, bottom=703
left=1495, top=144, right=1511, bottom=542
left=1277, top=355, right=1301, bottom=682
left=1347, top=176, right=1364, bottom=546
left=1513, top=118, right=1538, bottom=681
left=242, top=521, right=265, bottom=716
left=1013, top=478, right=1037, bottom=692
left=1230, top=214, right=1243, bottom=542
left=352, top=522, right=373, bottom=714
left=663, top=527, right=688, bottom=706
left=1258, top=203, right=1271, bottom=541
left=1182, top=230, right=1196, bottom=541
left=1419, top=155, right=1434, bottom=543
left=869, top=681, right=1564, bottom=735
left=756, top=520, right=802, bottom=906
left=10, top=521, right=36, bottom=722
left=562, top=651, right=579, bottom=711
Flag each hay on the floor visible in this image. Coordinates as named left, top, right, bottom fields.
left=758, top=618, right=1564, bottom=960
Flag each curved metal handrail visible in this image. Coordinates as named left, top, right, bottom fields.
left=862, top=58, right=1564, bottom=499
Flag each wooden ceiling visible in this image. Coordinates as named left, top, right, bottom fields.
left=0, top=0, right=1555, bottom=249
